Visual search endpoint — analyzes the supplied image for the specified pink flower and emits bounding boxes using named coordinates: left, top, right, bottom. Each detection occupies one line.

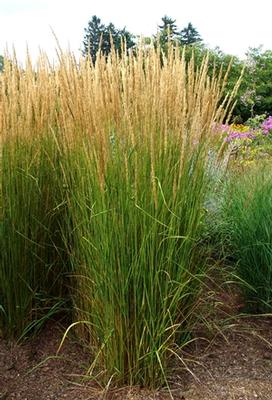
left=262, top=116, right=272, bottom=135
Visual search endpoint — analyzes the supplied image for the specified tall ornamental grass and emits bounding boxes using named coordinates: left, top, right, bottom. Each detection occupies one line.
left=222, top=165, right=272, bottom=313
left=62, top=138, right=209, bottom=387
left=0, top=135, right=68, bottom=337
left=0, top=46, right=239, bottom=386
left=57, top=47, right=238, bottom=386
left=0, top=56, right=69, bottom=337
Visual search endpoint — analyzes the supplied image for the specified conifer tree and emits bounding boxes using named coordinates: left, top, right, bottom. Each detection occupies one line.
left=180, top=22, right=202, bottom=45
left=83, top=15, right=135, bottom=63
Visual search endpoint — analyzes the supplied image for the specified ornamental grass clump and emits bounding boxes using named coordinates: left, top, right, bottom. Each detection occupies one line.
left=0, top=46, right=239, bottom=386
left=56, top=47, right=238, bottom=387
left=222, top=165, right=272, bottom=313
left=0, top=56, right=69, bottom=337
left=0, top=136, right=68, bottom=337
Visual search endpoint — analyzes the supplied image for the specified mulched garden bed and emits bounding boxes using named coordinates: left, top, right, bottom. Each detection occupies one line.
left=1, top=316, right=272, bottom=400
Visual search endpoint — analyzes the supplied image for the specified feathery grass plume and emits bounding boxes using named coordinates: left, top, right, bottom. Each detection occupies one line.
left=0, top=53, right=69, bottom=337
left=0, top=44, right=238, bottom=386
left=55, top=44, right=237, bottom=387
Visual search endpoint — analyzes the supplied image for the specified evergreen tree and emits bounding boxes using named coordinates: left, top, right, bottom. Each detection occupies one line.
left=158, top=15, right=178, bottom=36
left=83, top=16, right=105, bottom=61
left=157, top=15, right=179, bottom=47
left=180, top=22, right=202, bottom=45
left=83, top=15, right=135, bottom=63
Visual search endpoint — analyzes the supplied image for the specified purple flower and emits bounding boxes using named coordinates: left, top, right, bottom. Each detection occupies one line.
left=225, top=130, right=256, bottom=142
left=220, top=124, right=231, bottom=133
left=262, top=116, right=272, bottom=135
left=212, top=122, right=257, bottom=143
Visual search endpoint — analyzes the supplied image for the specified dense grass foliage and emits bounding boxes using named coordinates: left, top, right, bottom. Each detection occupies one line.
left=62, top=138, right=210, bottom=386
left=0, top=136, right=68, bottom=337
left=222, top=165, right=272, bottom=313
left=0, top=46, right=238, bottom=387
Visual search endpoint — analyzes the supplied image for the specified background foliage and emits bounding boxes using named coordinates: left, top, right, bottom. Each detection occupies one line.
left=79, top=15, right=272, bottom=122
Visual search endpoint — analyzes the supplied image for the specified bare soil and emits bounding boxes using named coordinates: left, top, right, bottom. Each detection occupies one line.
left=1, top=315, right=272, bottom=400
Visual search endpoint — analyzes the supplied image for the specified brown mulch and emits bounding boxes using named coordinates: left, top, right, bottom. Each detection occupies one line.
left=1, top=317, right=272, bottom=400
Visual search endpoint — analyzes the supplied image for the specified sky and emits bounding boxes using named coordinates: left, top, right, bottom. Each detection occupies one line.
left=0, top=0, right=272, bottom=63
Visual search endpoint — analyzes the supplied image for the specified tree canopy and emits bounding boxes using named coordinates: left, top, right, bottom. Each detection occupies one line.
left=81, top=16, right=272, bottom=122
left=156, top=17, right=202, bottom=48
left=242, top=47, right=272, bottom=118
left=157, top=15, right=179, bottom=45
left=179, top=22, right=202, bottom=45
left=82, top=15, right=135, bottom=63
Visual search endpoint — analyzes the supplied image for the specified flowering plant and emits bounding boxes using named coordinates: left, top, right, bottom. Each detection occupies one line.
left=214, top=116, right=272, bottom=166
left=262, top=116, right=272, bottom=135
